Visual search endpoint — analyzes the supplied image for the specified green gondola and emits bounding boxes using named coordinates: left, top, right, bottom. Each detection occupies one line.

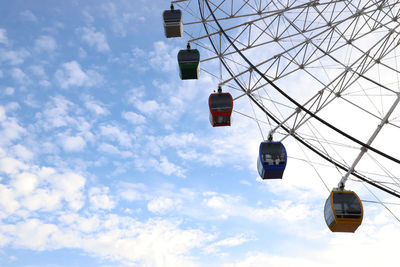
left=177, top=44, right=200, bottom=80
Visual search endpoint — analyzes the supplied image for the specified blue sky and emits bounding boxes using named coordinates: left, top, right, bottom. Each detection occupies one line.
left=1, top=0, right=400, bottom=266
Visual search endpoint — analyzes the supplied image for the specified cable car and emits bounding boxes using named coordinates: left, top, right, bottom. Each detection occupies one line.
left=257, top=141, right=287, bottom=179
left=324, top=190, right=363, bottom=233
left=177, top=44, right=200, bottom=80
left=209, top=87, right=233, bottom=127
left=163, top=5, right=183, bottom=38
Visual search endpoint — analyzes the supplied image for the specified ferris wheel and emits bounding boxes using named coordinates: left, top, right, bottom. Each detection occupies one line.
left=163, top=0, right=400, bottom=232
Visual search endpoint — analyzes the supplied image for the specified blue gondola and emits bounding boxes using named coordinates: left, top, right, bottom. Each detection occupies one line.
left=257, top=141, right=287, bottom=179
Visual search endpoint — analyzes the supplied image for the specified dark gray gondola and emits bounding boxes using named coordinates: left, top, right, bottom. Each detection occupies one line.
left=177, top=44, right=200, bottom=80
left=324, top=190, right=363, bottom=232
left=257, top=141, right=287, bottom=179
left=163, top=6, right=183, bottom=38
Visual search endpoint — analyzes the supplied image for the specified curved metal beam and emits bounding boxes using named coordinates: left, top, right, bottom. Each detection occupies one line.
left=199, top=0, right=400, bottom=198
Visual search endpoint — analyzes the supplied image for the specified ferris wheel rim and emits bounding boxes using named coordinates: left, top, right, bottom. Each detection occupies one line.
left=196, top=0, right=400, bottom=199
left=169, top=0, right=400, bottom=201
left=200, top=0, right=400, bottom=167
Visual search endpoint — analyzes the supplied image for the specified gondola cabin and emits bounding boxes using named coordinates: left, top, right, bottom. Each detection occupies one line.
left=324, top=190, right=363, bottom=233
left=209, top=91, right=233, bottom=127
left=163, top=7, right=183, bottom=38
left=177, top=47, right=200, bottom=80
left=257, top=141, right=287, bottom=179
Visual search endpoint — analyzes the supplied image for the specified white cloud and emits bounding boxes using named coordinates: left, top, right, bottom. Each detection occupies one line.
left=40, top=80, right=51, bottom=87
left=34, top=96, right=94, bottom=147
left=34, top=35, right=57, bottom=52
left=0, top=216, right=211, bottom=266
left=29, top=65, right=47, bottom=78
left=208, top=197, right=230, bottom=212
left=205, top=234, right=255, bottom=254
left=118, top=183, right=147, bottom=201
left=78, top=27, right=110, bottom=53
left=10, top=68, right=29, bottom=84
left=0, top=184, right=20, bottom=215
left=51, top=172, right=86, bottom=211
left=0, top=29, right=8, bottom=45
left=0, top=49, right=30, bottom=65
left=223, top=222, right=400, bottom=267
left=89, top=187, right=116, bottom=210
left=177, top=149, right=222, bottom=167
left=0, top=116, right=26, bottom=145
left=58, top=213, right=101, bottom=233
left=212, top=234, right=253, bottom=247
left=97, top=143, right=119, bottom=154
left=98, top=143, right=132, bottom=158
left=240, top=180, right=251, bottom=186
left=83, top=95, right=109, bottom=116
left=100, top=2, right=142, bottom=37
left=130, top=48, right=149, bottom=71
left=19, top=10, right=37, bottom=22
left=36, top=95, right=74, bottom=128
left=224, top=252, right=330, bottom=267
left=124, top=78, right=210, bottom=129
left=11, top=172, right=38, bottom=196
left=55, top=61, right=102, bottom=88
left=14, top=219, right=59, bottom=250
left=7, top=167, right=85, bottom=213
left=134, top=99, right=159, bottom=114
left=4, top=102, right=20, bottom=112
left=36, top=96, right=95, bottom=144
left=122, top=111, right=146, bottom=124
left=78, top=218, right=211, bottom=266
left=78, top=47, right=87, bottom=58
left=0, top=174, right=218, bottom=264
left=132, top=41, right=178, bottom=73
left=161, top=133, right=197, bottom=148
left=147, top=196, right=177, bottom=214
left=126, top=87, right=160, bottom=115
left=0, top=136, right=87, bottom=213
left=0, top=106, right=5, bottom=121
left=29, top=65, right=51, bottom=87
left=201, top=192, right=314, bottom=223
left=12, top=144, right=34, bottom=161
left=22, top=188, right=61, bottom=212
left=82, top=10, right=94, bottom=24
left=62, top=135, right=86, bottom=152
left=148, top=41, right=178, bottom=72
left=126, top=86, right=145, bottom=100
left=99, top=125, right=132, bottom=147
left=154, top=156, right=186, bottom=178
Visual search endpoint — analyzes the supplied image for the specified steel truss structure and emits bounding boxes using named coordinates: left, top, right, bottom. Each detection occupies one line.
left=170, top=0, right=400, bottom=209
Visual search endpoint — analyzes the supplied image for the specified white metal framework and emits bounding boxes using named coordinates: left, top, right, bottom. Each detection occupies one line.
left=170, top=0, right=400, bottom=216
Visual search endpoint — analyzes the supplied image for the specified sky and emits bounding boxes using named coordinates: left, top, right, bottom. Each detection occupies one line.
left=1, top=0, right=400, bottom=266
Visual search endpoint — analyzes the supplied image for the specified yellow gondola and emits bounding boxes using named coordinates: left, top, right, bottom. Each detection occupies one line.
left=324, top=190, right=363, bottom=233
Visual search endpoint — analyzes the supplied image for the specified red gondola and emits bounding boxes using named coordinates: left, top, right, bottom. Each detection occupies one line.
left=208, top=87, right=233, bottom=127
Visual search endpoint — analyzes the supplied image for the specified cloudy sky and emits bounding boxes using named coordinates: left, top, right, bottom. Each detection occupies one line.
left=1, top=0, right=400, bottom=266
